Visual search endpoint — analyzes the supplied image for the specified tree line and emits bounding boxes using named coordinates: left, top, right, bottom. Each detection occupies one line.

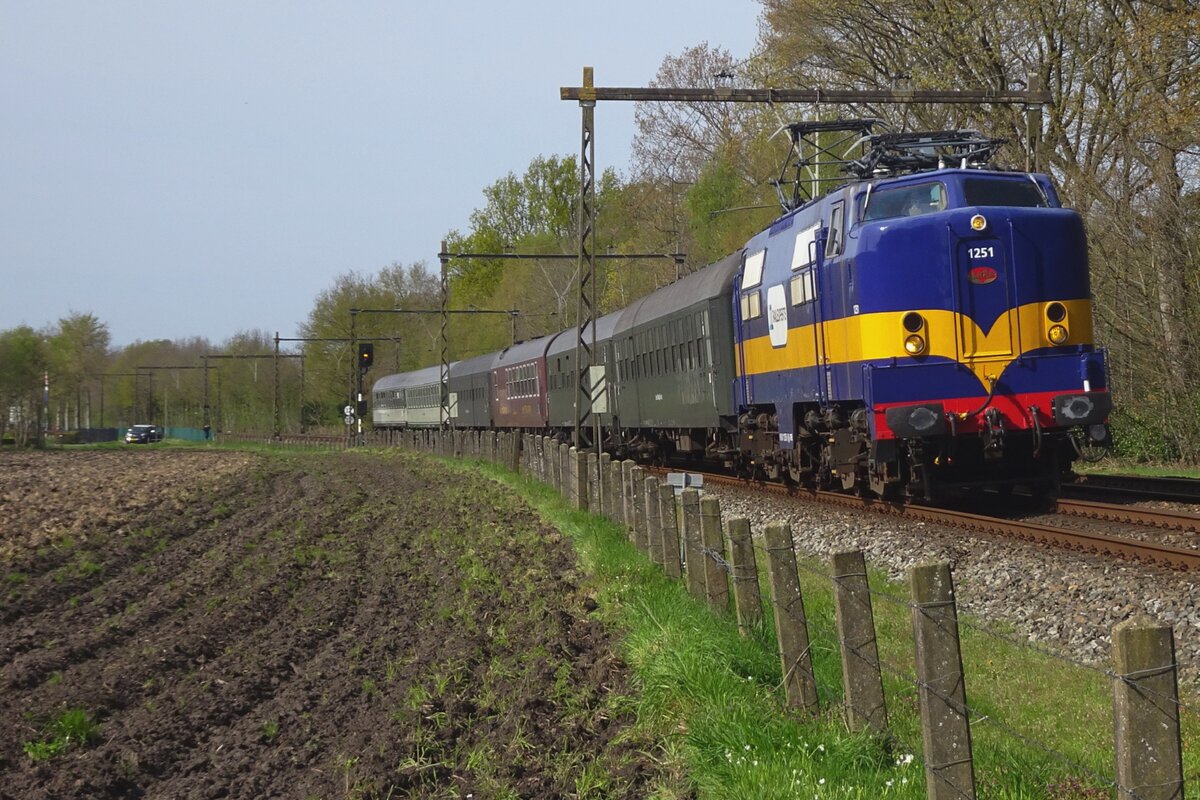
left=433, top=0, right=1199, bottom=463
left=5, top=0, right=1195, bottom=460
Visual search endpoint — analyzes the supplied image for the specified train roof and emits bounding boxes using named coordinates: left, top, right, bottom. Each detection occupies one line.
left=448, top=351, right=499, bottom=379
left=493, top=330, right=567, bottom=367
left=371, top=363, right=451, bottom=392
left=545, top=309, right=623, bottom=357
left=614, top=250, right=743, bottom=334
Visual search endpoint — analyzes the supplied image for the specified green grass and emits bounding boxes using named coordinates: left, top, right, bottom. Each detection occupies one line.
left=1076, top=459, right=1200, bottom=479
left=456, top=453, right=1198, bottom=799
left=22, top=708, right=101, bottom=761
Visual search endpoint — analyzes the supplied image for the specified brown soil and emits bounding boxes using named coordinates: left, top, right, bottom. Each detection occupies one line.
left=0, top=448, right=665, bottom=799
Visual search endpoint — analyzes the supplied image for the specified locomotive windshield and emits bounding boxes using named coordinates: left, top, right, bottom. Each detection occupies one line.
left=962, top=177, right=1048, bottom=207
left=862, top=182, right=946, bottom=222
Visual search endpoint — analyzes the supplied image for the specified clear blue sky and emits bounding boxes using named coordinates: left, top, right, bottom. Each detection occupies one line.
left=0, top=1, right=760, bottom=348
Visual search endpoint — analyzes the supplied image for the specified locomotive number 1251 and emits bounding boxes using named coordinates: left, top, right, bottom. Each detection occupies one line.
left=967, top=246, right=995, bottom=259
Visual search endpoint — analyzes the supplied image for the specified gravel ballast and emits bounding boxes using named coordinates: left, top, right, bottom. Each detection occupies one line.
left=704, top=485, right=1200, bottom=689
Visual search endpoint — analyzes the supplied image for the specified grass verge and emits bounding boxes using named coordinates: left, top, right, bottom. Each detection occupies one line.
left=462, top=455, right=1199, bottom=799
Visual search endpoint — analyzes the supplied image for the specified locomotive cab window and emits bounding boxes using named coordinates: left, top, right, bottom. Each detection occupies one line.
left=863, top=182, right=947, bottom=222
left=962, top=178, right=1048, bottom=208
left=825, top=201, right=845, bottom=257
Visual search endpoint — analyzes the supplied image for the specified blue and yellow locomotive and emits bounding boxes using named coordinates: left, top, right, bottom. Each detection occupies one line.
left=728, top=126, right=1110, bottom=496
left=372, top=125, right=1111, bottom=498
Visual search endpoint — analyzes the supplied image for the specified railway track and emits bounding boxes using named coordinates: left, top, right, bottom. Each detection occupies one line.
left=1065, top=473, right=1200, bottom=504
left=1055, top=497, right=1200, bottom=534
left=648, top=467, right=1200, bottom=570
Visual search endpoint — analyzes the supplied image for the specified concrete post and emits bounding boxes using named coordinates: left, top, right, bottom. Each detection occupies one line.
left=658, top=483, right=682, bottom=580
left=680, top=488, right=706, bottom=602
left=586, top=452, right=598, bottom=510
left=630, top=466, right=648, bottom=553
left=599, top=453, right=612, bottom=519
left=622, top=461, right=637, bottom=540
left=644, top=476, right=663, bottom=566
left=763, top=521, right=819, bottom=713
left=831, top=550, right=888, bottom=735
left=569, top=448, right=584, bottom=510
left=700, top=496, right=730, bottom=615
left=568, top=447, right=579, bottom=505
left=911, top=562, right=976, bottom=800
left=511, top=431, right=521, bottom=473
left=1112, top=615, right=1184, bottom=800
left=726, top=517, right=762, bottom=635
left=559, top=443, right=570, bottom=499
left=608, top=459, right=623, bottom=525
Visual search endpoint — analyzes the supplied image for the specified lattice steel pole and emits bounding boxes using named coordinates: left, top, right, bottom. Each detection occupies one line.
left=574, top=67, right=597, bottom=451
left=440, top=240, right=451, bottom=429
left=273, top=332, right=281, bottom=440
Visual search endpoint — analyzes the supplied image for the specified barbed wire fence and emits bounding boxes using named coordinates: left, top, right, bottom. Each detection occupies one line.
left=395, top=432, right=1193, bottom=800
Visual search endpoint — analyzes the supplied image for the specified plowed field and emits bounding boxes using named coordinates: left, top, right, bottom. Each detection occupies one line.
left=0, top=449, right=663, bottom=799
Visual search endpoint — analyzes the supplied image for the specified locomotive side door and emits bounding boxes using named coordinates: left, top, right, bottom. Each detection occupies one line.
left=812, top=205, right=847, bottom=406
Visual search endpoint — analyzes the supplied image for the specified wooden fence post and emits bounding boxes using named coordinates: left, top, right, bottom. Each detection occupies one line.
left=680, top=488, right=706, bottom=602
left=831, top=549, right=888, bottom=735
left=911, top=562, right=976, bottom=800
left=644, top=476, right=663, bottom=567
left=658, top=483, right=682, bottom=579
left=763, top=520, right=818, bottom=713
left=1112, top=615, right=1184, bottom=800
left=726, top=517, right=762, bottom=635
left=700, top=496, right=729, bottom=615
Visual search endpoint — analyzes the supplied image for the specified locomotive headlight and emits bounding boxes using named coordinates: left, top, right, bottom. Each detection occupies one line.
left=970, top=214, right=988, bottom=231
left=904, top=334, right=926, bottom=355
left=1087, top=423, right=1109, bottom=442
left=1048, top=324, right=1069, bottom=344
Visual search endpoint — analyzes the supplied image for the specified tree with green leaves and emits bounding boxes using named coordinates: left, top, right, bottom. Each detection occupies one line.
left=47, top=312, right=111, bottom=430
left=0, top=326, right=49, bottom=447
left=755, top=0, right=1200, bottom=460
left=300, top=262, right=441, bottom=427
